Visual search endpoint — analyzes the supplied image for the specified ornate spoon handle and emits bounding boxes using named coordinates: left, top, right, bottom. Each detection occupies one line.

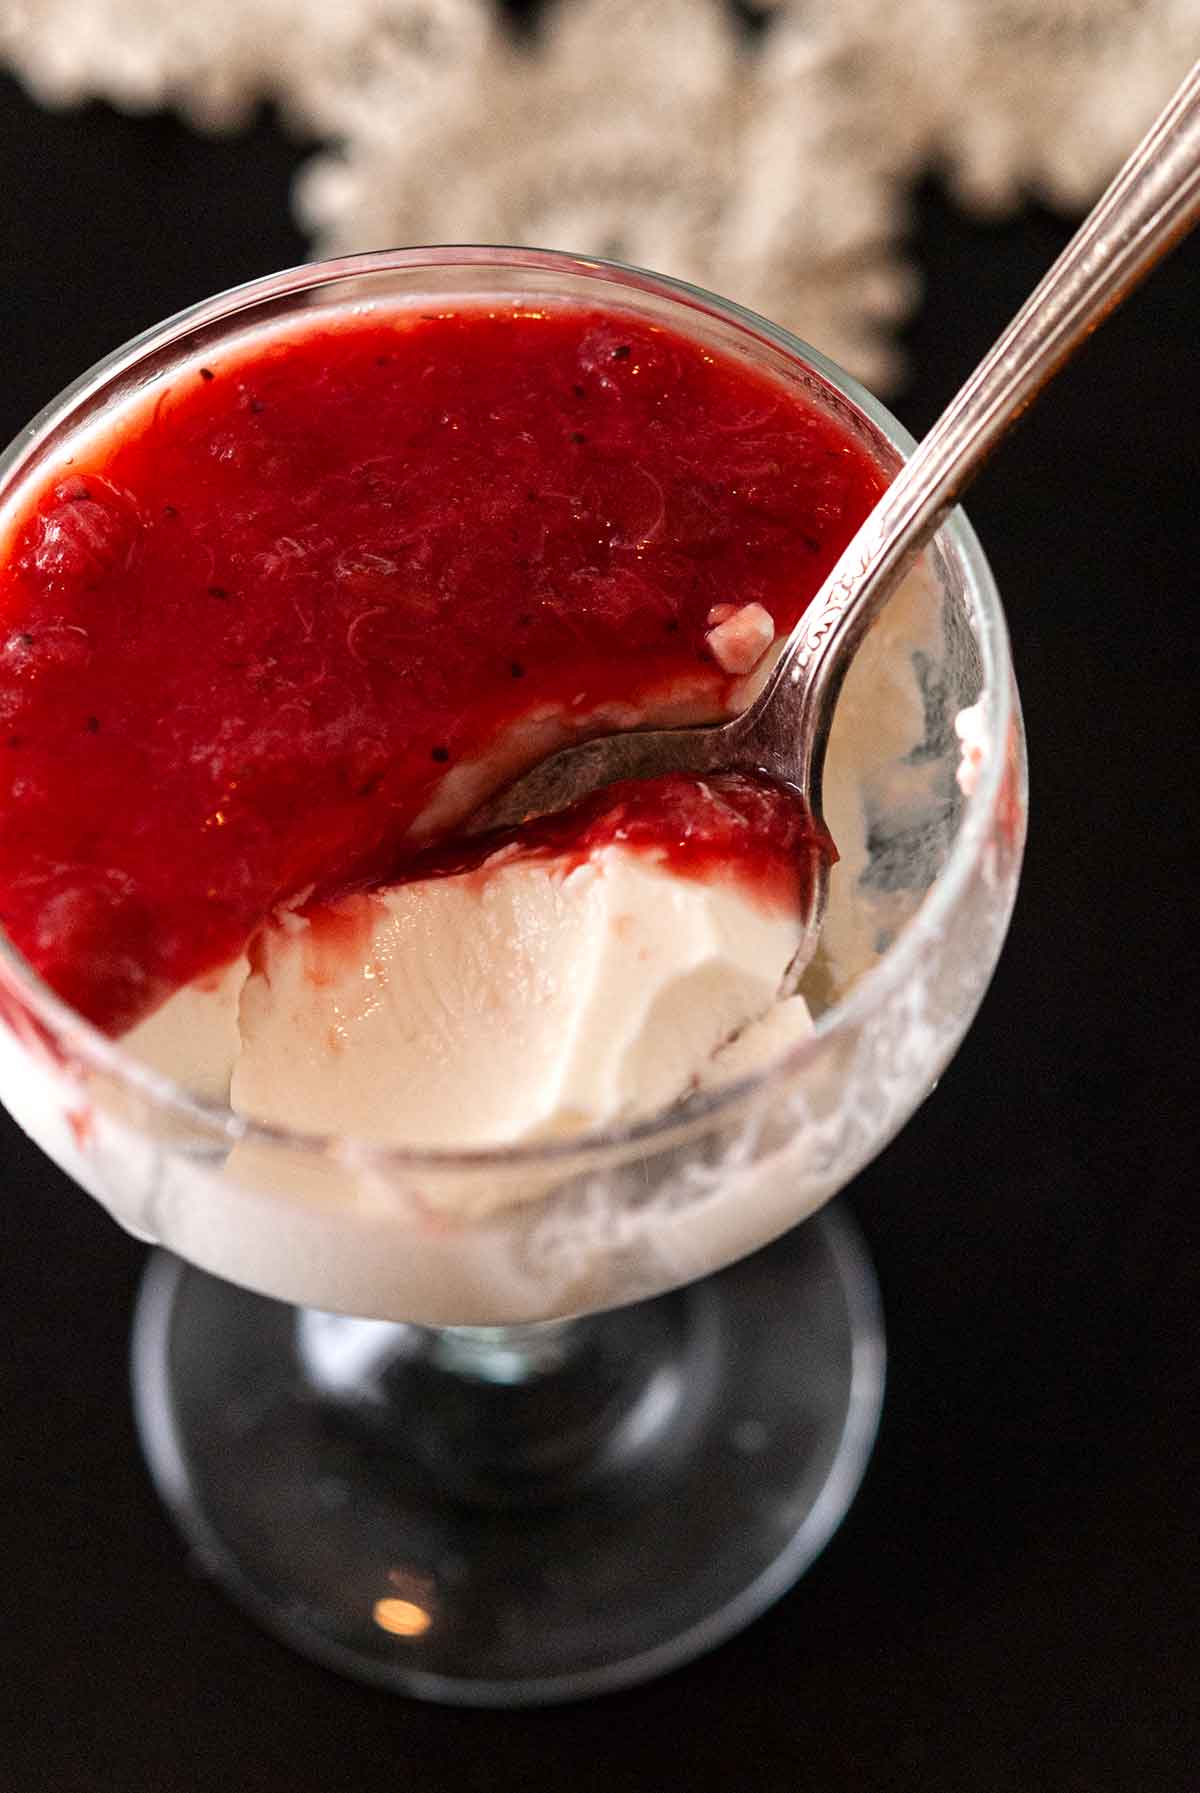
left=749, top=57, right=1200, bottom=793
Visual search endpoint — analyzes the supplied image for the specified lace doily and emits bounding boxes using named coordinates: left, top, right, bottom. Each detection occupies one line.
left=1, top=0, right=1195, bottom=390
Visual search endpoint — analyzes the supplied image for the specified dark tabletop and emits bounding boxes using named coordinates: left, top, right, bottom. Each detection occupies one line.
left=1, top=67, right=1197, bottom=1793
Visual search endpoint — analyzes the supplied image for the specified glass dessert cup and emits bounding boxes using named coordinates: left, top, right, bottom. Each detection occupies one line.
left=0, top=248, right=1026, bottom=1703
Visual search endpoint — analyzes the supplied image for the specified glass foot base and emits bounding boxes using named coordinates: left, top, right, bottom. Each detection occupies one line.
left=131, top=1205, right=884, bottom=1705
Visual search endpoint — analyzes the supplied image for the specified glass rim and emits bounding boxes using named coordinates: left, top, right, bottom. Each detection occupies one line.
left=0, top=244, right=1015, bottom=1174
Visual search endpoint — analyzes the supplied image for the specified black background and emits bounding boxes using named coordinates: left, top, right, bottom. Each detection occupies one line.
left=1, top=57, right=1197, bottom=1793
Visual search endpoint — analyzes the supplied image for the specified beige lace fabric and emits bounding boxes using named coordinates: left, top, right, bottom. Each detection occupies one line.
left=1, top=0, right=1195, bottom=390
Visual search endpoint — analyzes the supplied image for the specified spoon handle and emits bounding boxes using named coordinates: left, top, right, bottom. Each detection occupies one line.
left=759, top=56, right=1200, bottom=787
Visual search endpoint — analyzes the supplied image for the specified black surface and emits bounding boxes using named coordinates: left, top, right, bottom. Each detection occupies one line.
left=1, top=68, right=1197, bottom=1793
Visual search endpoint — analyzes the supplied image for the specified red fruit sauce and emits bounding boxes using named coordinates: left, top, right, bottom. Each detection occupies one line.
left=0, top=305, right=884, bottom=1033
left=381, top=772, right=832, bottom=917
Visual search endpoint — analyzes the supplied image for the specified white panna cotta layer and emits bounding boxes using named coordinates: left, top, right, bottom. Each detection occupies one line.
left=125, top=843, right=812, bottom=1185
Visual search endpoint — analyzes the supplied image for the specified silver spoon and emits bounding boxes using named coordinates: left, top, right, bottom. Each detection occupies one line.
left=471, top=60, right=1200, bottom=983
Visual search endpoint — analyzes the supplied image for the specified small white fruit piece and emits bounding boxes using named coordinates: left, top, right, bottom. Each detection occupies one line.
left=704, top=602, right=775, bottom=676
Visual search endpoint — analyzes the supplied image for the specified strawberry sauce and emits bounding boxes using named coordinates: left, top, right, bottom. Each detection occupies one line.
left=379, top=772, right=833, bottom=918
left=0, top=305, right=884, bottom=1031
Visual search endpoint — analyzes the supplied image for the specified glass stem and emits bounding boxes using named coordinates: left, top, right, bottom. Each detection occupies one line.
left=428, top=1322, right=579, bottom=1384
left=295, top=1299, right=713, bottom=1509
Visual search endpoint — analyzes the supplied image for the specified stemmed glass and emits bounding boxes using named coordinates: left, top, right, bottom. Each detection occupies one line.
left=0, top=247, right=1025, bottom=1704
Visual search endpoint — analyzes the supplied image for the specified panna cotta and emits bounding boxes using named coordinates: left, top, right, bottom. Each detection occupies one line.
left=0, top=276, right=981, bottom=1321
left=0, top=303, right=883, bottom=1122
